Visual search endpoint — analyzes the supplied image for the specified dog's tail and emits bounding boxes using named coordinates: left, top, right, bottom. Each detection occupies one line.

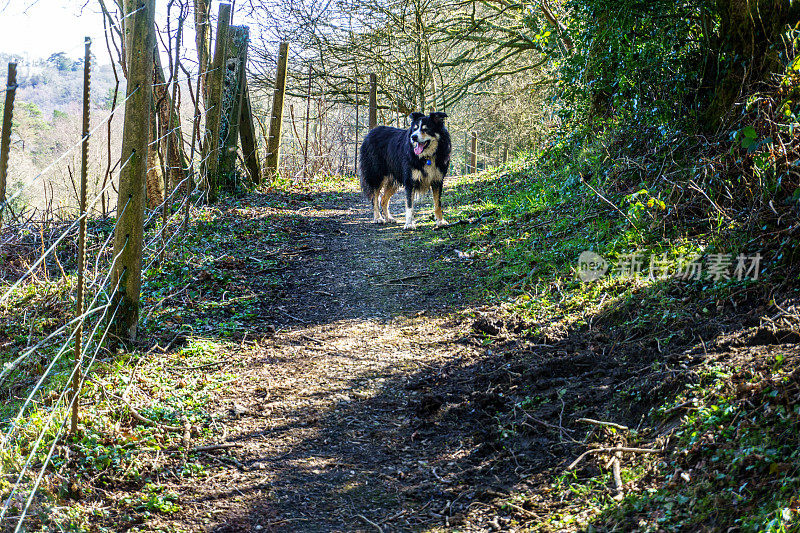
left=358, top=143, right=376, bottom=200
left=360, top=172, right=375, bottom=201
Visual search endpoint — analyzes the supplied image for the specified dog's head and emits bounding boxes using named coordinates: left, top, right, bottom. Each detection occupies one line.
left=408, top=112, right=447, bottom=158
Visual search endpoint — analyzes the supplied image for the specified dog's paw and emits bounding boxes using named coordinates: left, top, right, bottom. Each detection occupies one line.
left=435, top=219, right=449, bottom=228
left=404, top=221, right=416, bottom=230
left=385, top=216, right=398, bottom=224
left=373, top=216, right=386, bottom=224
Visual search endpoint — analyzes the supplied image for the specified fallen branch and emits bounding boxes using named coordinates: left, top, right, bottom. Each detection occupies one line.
left=503, top=500, right=539, bottom=518
left=90, top=378, right=183, bottom=432
left=383, top=273, right=430, bottom=284
left=576, top=418, right=629, bottom=431
left=356, top=514, right=384, bottom=533
left=190, top=443, right=243, bottom=453
left=566, top=446, right=662, bottom=471
left=611, top=455, right=624, bottom=500
left=115, top=393, right=183, bottom=432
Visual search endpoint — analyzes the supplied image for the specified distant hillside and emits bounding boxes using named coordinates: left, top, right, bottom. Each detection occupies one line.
left=1, top=52, right=123, bottom=116
left=0, top=53, right=125, bottom=217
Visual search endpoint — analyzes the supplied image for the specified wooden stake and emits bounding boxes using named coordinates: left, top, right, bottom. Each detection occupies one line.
left=239, top=76, right=261, bottom=185
left=202, top=2, right=231, bottom=202
left=193, top=0, right=212, bottom=100
left=463, top=131, right=468, bottom=175
left=0, top=62, right=16, bottom=234
left=470, top=131, right=477, bottom=173
left=303, top=64, right=311, bottom=180
left=264, top=42, right=289, bottom=181
left=111, top=0, right=155, bottom=342
left=71, top=38, right=91, bottom=435
left=368, top=73, right=377, bottom=129
left=353, top=75, right=359, bottom=176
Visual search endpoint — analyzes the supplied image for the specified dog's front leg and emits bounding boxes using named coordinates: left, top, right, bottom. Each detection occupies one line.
left=404, top=188, right=416, bottom=229
left=432, top=181, right=448, bottom=227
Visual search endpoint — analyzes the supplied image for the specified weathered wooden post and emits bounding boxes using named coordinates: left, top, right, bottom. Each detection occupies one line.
left=71, top=37, right=91, bottom=435
left=219, top=25, right=249, bottom=187
left=368, top=73, right=377, bottom=129
left=303, top=64, right=311, bottom=180
left=470, top=131, right=478, bottom=173
left=202, top=2, right=231, bottom=202
left=239, top=76, right=261, bottom=185
left=353, top=75, right=359, bottom=176
left=463, top=132, right=468, bottom=174
left=264, top=41, right=289, bottom=181
left=0, top=62, right=16, bottom=234
left=194, top=0, right=212, bottom=99
left=111, top=0, right=155, bottom=341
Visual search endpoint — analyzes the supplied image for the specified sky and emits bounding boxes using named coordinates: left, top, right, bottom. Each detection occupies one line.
left=0, top=0, right=209, bottom=67
left=0, top=0, right=112, bottom=63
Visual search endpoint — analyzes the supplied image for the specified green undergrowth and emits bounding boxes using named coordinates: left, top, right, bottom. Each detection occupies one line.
left=433, top=134, right=800, bottom=531
left=0, top=191, right=297, bottom=531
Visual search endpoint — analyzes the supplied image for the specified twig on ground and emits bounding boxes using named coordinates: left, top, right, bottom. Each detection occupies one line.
left=566, top=446, right=662, bottom=471
left=113, top=391, right=183, bottom=431
left=356, top=514, right=384, bottom=533
left=189, top=443, right=243, bottom=453
left=168, top=358, right=232, bottom=371
left=299, top=333, right=328, bottom=346
left=383, top=273, right=430, bottom=284
left=576, top=418, right=629, bottom=431
left=612, top=453, right=624, bottom=500
left=503, top=500, right=539, bottom=519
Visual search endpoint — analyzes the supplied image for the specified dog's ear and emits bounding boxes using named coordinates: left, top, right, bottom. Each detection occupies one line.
left=429, top=112, right=448, bottom=125
left=408, top=112, right=424, bottom=124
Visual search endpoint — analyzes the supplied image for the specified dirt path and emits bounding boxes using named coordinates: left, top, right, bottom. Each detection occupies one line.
left=147, top=185, right=526, bottom=532
left=106, top=181, right=800, bottom=533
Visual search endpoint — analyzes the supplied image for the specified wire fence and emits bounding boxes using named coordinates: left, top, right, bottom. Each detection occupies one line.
left=0, top=5, right=214, bottom=530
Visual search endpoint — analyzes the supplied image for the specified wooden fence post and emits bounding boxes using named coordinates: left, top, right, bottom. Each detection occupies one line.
left=71, top=37, right=91, bottom=435
left=353, top=75, right=359, bottom=176
left=219, top=25, right=248, bottom=186
left=194, top=0, right=212, bottom=100
left=303, top=64, right=311, bottom=180
left=111, top=0, right=155, bottom=341
left=369, top=73, right=377, bottom=129
left=264, top=42, right=289, bottom=181
left=0, top=62, right=16, bottom=234
left=470, top=131, right=477, bottom=173
left=202, top=2, right=231, bottom=202
left=239, top=76, right=261, bottom=185
left=463, top=131, right=468, bottom=174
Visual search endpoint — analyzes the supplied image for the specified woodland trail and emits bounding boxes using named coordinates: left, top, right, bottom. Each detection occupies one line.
left=104, top=180, right=800, bottom=533
left=143, top=183, right=532, bottom=532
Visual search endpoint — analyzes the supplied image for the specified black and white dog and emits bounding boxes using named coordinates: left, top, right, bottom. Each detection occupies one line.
left=359, top=112, right=451, bottom=229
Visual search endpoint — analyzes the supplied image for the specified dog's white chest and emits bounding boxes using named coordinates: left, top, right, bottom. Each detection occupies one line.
left=411, top=159, right=443, bottom=191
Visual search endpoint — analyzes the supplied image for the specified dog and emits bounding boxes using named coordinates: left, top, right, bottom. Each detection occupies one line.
left=359, top=112, right=451, bottom=229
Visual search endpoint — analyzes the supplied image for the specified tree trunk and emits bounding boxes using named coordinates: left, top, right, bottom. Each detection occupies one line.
left=146, top=108, right=163, bottom=208
left=194, top=0, right=212, bottom=100
left=153, top=45, right=188, bottom=192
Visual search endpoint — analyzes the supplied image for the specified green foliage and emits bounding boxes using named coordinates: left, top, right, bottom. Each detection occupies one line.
left=559, top=0, right=707, bottom=128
